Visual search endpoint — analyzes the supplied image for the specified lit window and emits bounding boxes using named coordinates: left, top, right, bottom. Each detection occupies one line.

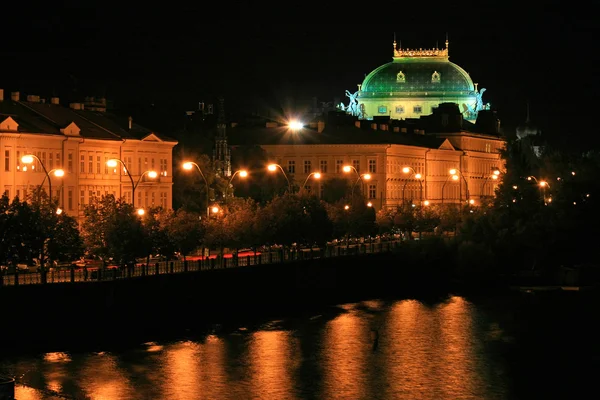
left=432, top=71, right=441, bottom=83
left=396, top=71, right=406, bottom=83
left=378, top=106, right=387, bottom=114
left=413, top=106, right=422, bottom=113
left=395, top=106, right=404, bottom=114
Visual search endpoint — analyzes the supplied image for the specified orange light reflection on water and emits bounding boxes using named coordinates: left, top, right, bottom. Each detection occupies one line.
left=246, top=330, right=298, bottom=399
left=321, top=306, right=369, bottom=400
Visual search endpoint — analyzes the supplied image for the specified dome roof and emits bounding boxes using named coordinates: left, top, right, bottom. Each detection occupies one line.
left=359, top=42, right=475, bottom=97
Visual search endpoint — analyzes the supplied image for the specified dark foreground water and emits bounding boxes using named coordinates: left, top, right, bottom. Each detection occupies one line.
left=1, top=290, right=599, bottom=399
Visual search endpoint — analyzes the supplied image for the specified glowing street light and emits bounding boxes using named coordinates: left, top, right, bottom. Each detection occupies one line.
left=21, top=154, right=65, bottom=202
left=402, top=166, right=424, bottom=206
left=183, top=161, right=210, bottom=218
left=267, top=163, right=291, bottom=192
left=137, top=208, right=145, bottom=216
left=288, top=120, right=303, bottom=130
left=107, top=158, right=157, bottom=208
left=301, top=172, right=322, bottom=194
left=227, top=169, right=248, bottom=202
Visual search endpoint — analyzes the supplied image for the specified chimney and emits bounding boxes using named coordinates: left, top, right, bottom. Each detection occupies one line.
left=0, top=89, right=3, bottom=101
left=11, top=91, right=20, bottom=101
left=51, top=97, right=60, bottom=105
left=69, top=102, right=84, bottom=110
left=128, top=116, right=132, bottom=130
left=27, top=95, right=40, bottom=103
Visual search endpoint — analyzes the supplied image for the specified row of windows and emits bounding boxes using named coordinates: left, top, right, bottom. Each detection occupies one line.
left=378, top=105, right=424, bottom=114
left=3, top=149, right=169, bottom=176
left=396, top=71, right=441, bottom=83
left=285, top=159, right=377, bottom=174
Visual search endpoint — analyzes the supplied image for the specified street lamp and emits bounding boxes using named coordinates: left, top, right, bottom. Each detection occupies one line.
left=107, top=158, right=157, bottom=208
left=402, top=167, right=423, bottom=207
left=267, top=163, right=292, bottom=192
left=227, top=169, right=248, bottom=202
left=528, top=175, right=550, bottom=204
left=300, top=172, right=321, bottom=194
left=21, top=154, right=65, bottom=202
left=482, top=169, right=500, bottom=197
left=343, top=165, right=371, bottom=199
left=449, top=168, right=471, bottom=204
left=182, top=161, right=210, bottom=218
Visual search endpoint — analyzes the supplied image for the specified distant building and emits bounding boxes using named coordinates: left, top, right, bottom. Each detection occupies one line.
left=229, top=103, right=505, bottom=210
left=0, top=89, right=178, bottom=224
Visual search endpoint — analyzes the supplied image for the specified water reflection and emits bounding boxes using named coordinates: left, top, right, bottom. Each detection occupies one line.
left=1, top=295, right=521, bottom=399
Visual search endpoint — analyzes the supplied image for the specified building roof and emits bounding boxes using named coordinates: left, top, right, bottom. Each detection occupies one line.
left=0, top=97, right=177, bottom=142
left=359, top=41, right=475, bottom=98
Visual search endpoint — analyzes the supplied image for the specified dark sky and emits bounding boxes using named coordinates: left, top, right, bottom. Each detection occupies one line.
left=1, top=1, right=596, bottom=149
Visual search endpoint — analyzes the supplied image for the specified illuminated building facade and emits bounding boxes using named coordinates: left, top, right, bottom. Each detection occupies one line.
left=0, top=90, right=177, bottom=224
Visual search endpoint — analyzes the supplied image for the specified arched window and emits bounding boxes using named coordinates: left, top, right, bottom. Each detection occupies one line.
left=432, top=71, right=441, bottom=83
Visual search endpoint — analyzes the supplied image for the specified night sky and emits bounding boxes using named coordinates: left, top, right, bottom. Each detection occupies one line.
left=1, top=1, right=595, bottom=149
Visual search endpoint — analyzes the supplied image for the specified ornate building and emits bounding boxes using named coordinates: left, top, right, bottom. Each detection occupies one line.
left=228, top=39, right=505, bottom=210
left=0, top=89, right=177, bottom=224
left=342, top=38, right=488, bottom=122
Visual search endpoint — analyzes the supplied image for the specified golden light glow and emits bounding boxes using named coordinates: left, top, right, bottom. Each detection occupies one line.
left=449, top=168, right=457, bottom=175
left=288, top=120, right=303, bottom=130
left=469, top=199, right=475, bottom=205
left=493, top=169, right=500, bottom=175
left=182, top=162, right=193, bottom=170
left=21, top=155, right=34, bottom=164
left=414, top=173, right=422, bottom=179
left=211, top=206, right=220, bottom=214
left=402, top=167, right=410, bottom=173
left=147, top=171, right=158, bottom=179
left=54, top=169, right=65, bottom=177
left=137, top=208, right=145, bottom=216
left=344, top=205, right=350, bottom=210
left=56, top=208, right=63, bottom=215
left=491, top=174, right=498, bottom=180
left=239, top=170, right=248, bottom=178
left=267, top=164, right=277, bottom=171
left=106, top=159, right=118, bottom=168
left=363, top=174, right=371, bottom=180
left=512, top=185, right=518, bottom=189
left=424, top=200, right=430, bottom=206
left=452, top=174, right=459, bottom=181
left=343, top=165, right=353, bottom=173
left=367, top=202, right=372, bottom=207
left=314, top=172, right=321, bottom=179
left=539, top=181, right=548, bottom=187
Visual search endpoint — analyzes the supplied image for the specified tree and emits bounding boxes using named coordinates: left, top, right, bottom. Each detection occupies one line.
left=82, top=195, right=146, bottom=266
left=322, top=177, right=352, bottom=204
left=162, top=208, right=204, bottom=261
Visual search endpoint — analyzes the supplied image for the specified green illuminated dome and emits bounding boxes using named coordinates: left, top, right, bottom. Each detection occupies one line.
left=353, top=40, right=483, bottom=121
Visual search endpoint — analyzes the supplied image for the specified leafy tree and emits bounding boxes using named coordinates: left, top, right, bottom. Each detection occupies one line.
left=322, top=177, right=352, bottom=204
left=162, top=208, right=204, bottom=261
left=48, top=212, right=84, bottom=263
left=82, top=195, right=146, bottom=266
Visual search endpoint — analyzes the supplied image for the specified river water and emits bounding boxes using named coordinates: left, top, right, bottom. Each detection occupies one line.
left=1, top=290, right=599, bottom=399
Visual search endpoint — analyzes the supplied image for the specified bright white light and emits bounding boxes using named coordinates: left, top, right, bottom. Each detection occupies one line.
left=137, top=208, right=145, bottom=216
left=344, top=205, right=350, bottom=210
left=493, top=169, right=500, bottom=175
left=148, top=171, right=158, bottom=178
left=54, top=169, right=65, bottom=177
left=211, top=206, right=220, bottom=214
left=449, top=169, right=457, bottom=175
left=363, top=174, right=371, bottom=180
left=288, top=121, right=303, bottom=130
left=452, top=175, right=459, bottom=181
left=314, top=172, right=321, bottom=179
left=415, top=173, right=422, bottom=179
left=239, top=170, right=248, bottom=178
left=182, top=162, right=193, bottom=170
left=367, top=202, right=372, bottom=207
left=107, top=159, right=118, bottom=168
left=267, top=164, right=277, bottom=171
left=56, top=208, right=63, bottom=215
left=343, top=166, right=352, bottom=173
left=402, top=167, right=410, bottom=173
left=424, top=200, right=430, bottom=206
left=21, top=155, right=34, bottom=164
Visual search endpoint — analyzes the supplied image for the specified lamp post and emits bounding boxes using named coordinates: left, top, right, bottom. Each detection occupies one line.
left=107, top=158, right=157, bottom=209
left=267, top=163, right=291, bottom=192
left=449, top=168, right=470, bottom=204
left=482, top=169, right=500, bottom=198
left=401, top=167, right=423, bottom=207
left=527, top=175, right=550, bottom=203
left=226, top=169, right=248, bottom=202
left=343, top=165, right=371, bottom=200
left=21, top=155, right=65, bottom=202
left=300, top=172, right=321, bottom=194
left=182, top=161, right=210, bottom=218
left=21, top=154, right=65, bottom=284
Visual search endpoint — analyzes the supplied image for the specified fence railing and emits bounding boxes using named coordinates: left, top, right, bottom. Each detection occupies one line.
left=0, top=240, right=401, bottom=287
